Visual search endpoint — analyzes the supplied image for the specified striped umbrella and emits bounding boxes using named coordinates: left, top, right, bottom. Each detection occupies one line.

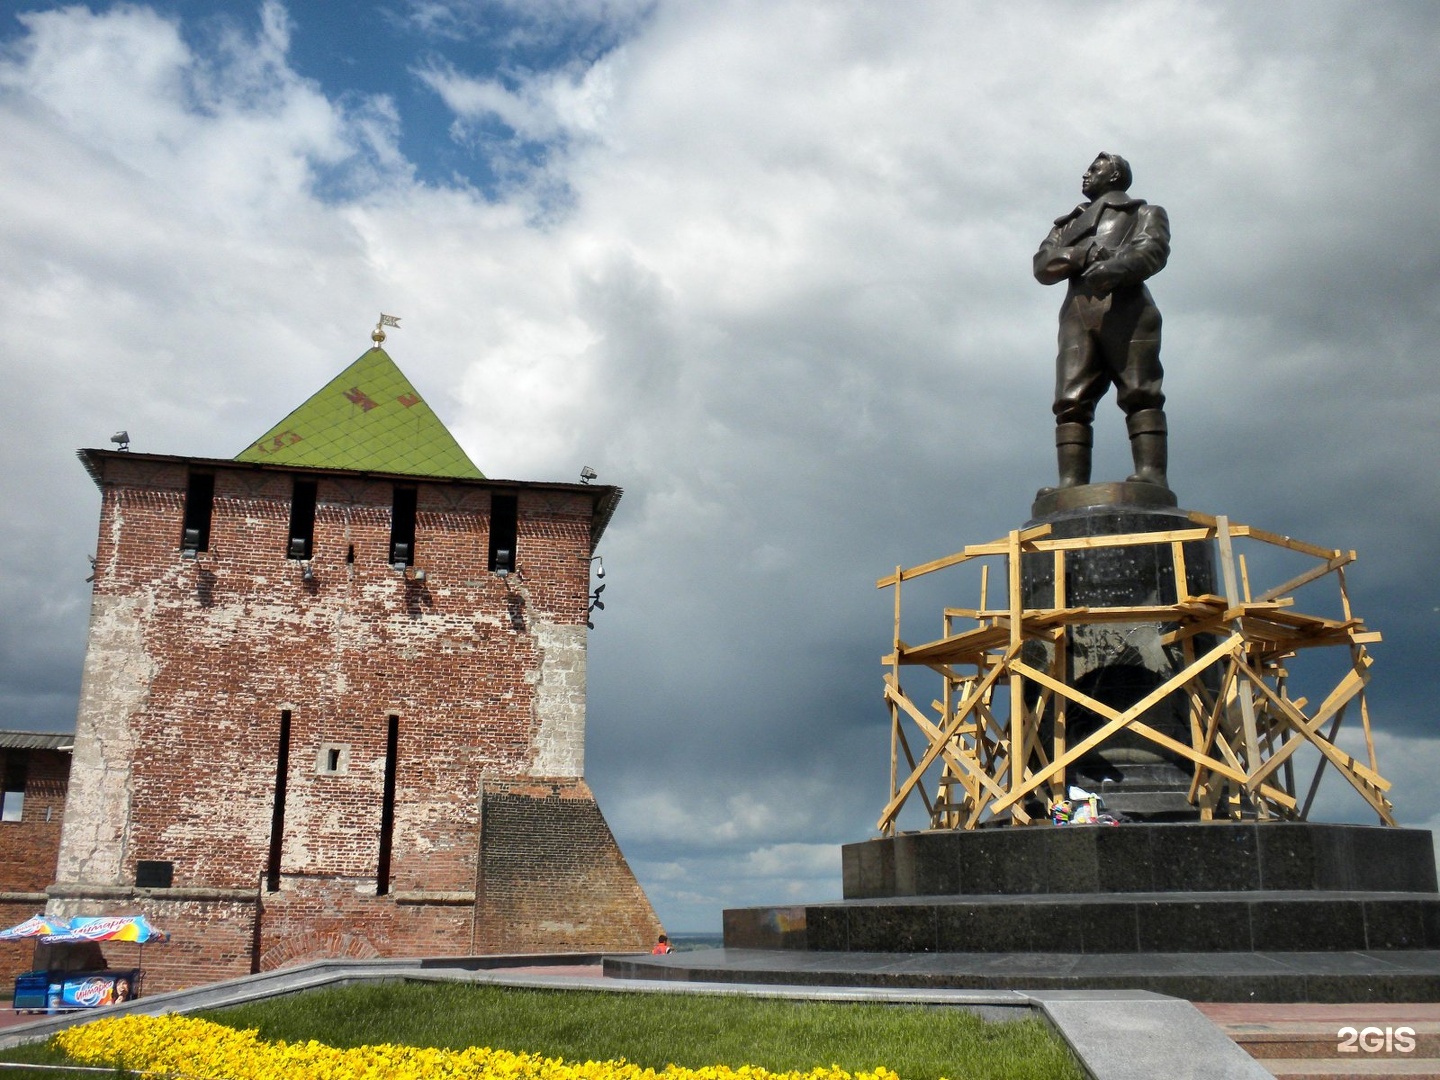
left=42, top=916, right=169, bottom=944
left=0, top=915, right=71, bottom=941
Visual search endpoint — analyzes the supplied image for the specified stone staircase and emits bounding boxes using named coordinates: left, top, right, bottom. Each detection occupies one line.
left=1198, top=1003, right=1440, bottom=1079
left=710, top=822, right=1440, bottom=1001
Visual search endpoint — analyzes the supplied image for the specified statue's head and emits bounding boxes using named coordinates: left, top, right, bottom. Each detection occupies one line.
left=1082, top=152, right=1131, bottom=198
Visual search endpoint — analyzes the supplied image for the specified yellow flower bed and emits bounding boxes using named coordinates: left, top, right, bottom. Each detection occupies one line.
left=55, top=1014, right=904, bottom=1080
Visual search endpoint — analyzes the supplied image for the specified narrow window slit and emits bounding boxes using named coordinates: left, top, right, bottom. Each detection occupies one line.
left=488, top=494, right=517, bottom=573
left=287, top=480, right=317, bottom=560
left=390, top=488, right=417, bottom=568
left=181, top=472, right=214, bottom=554
left=376, top=715, right=400, bottom=896
left=266, top=710, right=291, bottom=892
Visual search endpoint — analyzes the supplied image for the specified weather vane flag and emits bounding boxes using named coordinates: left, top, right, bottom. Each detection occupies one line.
left=372, top=312, right=402, bottom=345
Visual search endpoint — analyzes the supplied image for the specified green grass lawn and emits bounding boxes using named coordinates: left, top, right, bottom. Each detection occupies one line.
left=0, top=982, right=1085, bottom=1080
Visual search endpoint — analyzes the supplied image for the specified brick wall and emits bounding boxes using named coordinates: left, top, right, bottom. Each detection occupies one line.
left=256, top=879, right=472, bottom=972
left=477, top=779, right=661, bottom=952
left=0, top=748, right=71, bottom=985
left=0, top=750, right=69, bottom=893
left=49, top=452, right=658, bottom=991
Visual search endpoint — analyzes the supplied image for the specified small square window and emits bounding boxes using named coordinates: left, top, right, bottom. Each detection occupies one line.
left=136, top=860, right=174, bottom=888
left=0, top=791, right=22, bottom=823
left=316, top=743, right=350, bottom=775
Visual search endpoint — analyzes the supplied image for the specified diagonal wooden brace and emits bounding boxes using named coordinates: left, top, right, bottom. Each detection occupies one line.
left=877, top=653, right=1016, bottom=829
left=989, top=632, right=1244, bottom=816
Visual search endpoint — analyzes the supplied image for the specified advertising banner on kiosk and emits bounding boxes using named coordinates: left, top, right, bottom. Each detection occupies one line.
left=52, top=971, right=137, bottom=1009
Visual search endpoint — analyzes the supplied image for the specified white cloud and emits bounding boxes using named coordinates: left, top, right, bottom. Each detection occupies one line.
left=416, top=57, right=615, bottom=144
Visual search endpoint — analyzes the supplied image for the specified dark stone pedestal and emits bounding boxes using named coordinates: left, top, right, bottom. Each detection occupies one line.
left=657, top=823, right=1440, bottom=1001
left=1030, top=480, right=1178, bottom=518
left=1021, top=487, right=1216, bottom=819
left=840, top=824, right=1439, bottom=901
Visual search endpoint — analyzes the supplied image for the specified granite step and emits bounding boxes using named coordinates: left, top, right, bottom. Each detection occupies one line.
left=727, top=890, right=1440, bottom=955
left=606, top=947, right=1440, bottom=1003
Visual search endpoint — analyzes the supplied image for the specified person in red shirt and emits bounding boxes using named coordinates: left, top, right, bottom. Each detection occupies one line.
left=651, top=934, right=673, bottom=954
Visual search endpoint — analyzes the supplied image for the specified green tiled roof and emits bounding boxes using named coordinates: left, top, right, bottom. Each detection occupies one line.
left=235, top=348, right=484, bottom=479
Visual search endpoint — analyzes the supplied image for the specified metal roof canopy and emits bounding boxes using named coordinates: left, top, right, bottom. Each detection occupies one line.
left=0, top=731, right=73, bottom=751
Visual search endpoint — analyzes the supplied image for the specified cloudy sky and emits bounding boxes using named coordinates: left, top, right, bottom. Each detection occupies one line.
left=2, top=1, right=1438, bottom=932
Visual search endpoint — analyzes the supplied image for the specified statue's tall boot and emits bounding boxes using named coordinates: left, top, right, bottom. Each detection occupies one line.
left=1038, top=423, right=1093, bottom=497
left=1126, top=409, right=1169, bottom=488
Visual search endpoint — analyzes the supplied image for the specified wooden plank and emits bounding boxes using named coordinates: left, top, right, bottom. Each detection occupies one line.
left=888, top=565, right=902, bottom=827
left=875, top=530, right=1051, bottom=589
left=941, top=600, right=955, bottom=798
left=1360, top=682, right=1379, bottom=776
left=877, top=657, right=1014, bottom=829
left=1255, top=553, right=1355, bottom=604
left=1162, top=621, right=1228, bottom=648
left=1020, top=629, right=1241, bottom=733
left=1053, top=548, right=1068, bottom=800
left=1172, top=540, right=1190, bottom=603
left=1300, top=708, right=1347, bottom=820
left=1288, top=722, right=1394, bottom=824
left=1244, top=676, right=1376, bottom=806
left=899, top=624, right=1012, bottom=666
left=1020, top=700, right=1052, bottom=786
left=907, top=602, right=1243, bottom=666
left=1182, top=633, right=1205, bottom=798
left=887, top=697, right=898, bottom=834
left=991, top=685, right=1266, bottom=816
left=1022, top=527, right=1219, bottom=554
left=888, top=684, right=987, bottom=786
left=1217, top=514, right=1264, bottom=817
left=1126, top=718, right=1298, bottom=810
left=1241, top=658, right=1385, bottom=791
left=892, top=568, right=903, bottom=658
left=1219, top=600, right=1297, bottom=622
left=1051, top=603, right=1232, bottom=622
left=886, top=524, right=1225, bottom=584
left=1007, top=529, right=1025, bottom=821
left=1241, top=607, right=1358, bottom=631
left=1338, top=564, right=1355, bottom=621
left=1016, top=661, right=1125, bottom=724
left=894, top=721, right=934, bottom=820
left=1232, top=524, right=1340, bottom=560
left=1187, top=661, right=1237, bottom=803
left=990, top=633, right=1244, bottom=814
left=899, top=708, right=1015, bottom=826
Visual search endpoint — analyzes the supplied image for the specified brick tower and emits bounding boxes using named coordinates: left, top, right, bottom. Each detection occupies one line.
left=51, top=338, right=660, bottom=991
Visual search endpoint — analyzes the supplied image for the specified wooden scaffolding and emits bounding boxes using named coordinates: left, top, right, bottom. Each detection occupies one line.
left=876, top=512, right=1391, bottom=833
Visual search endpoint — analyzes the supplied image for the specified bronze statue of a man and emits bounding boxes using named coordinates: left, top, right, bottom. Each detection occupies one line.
left=1034, top=152, right=1170, bottom=492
